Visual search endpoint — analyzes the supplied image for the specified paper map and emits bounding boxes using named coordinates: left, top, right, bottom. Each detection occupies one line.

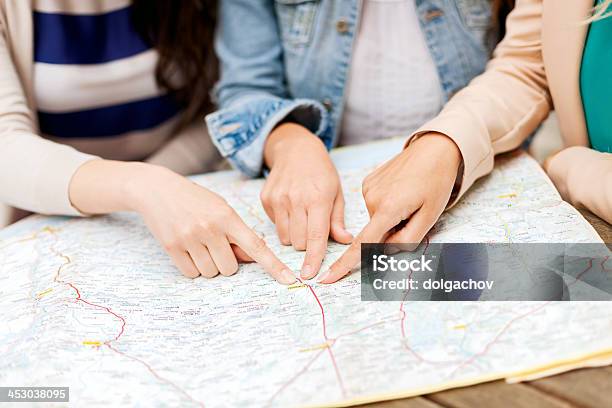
left=1, top=138, right=610, bottom=407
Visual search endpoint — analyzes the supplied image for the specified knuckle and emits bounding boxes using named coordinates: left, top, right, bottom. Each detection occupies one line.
left=422, top=204, right=441, bottom=218
left=307, top=229, right=327, bottom=242
left=259, top=189, right=270, bottom=204
left=216, top=204, right=235, bottom=220
left=163, top=238, right=181, bottom=252
left=287, top=191, right=304, bottom=207
left=177, top=224, right=200, bottom=242
left=197, top=220, right=218, bottom=237
left=364, top=199, right=378, bottom=215
left=362, top=175, right=372, bottom=189
left=312, top=194, right=332, bottom=207
left=362, top=186, right=376, bottom=203
left=250, top=236, right=268, bottom=256
left=309, top=182, right=325, bottom=197
left=330, top=210, right=341, bottom=222
left=338, top=253, right=357, bottom=271
left=378, top=200, right=397, bottom=214
left=321, top=182, right=338, bottom=198
left=272, top=193, right=290, bottom=208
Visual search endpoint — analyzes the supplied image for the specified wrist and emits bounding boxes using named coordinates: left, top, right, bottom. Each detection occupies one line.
left=69, top=160, right=179, bottom=215
left=411, top=132, right=462, bottom=169
left=264, top=123, right=324, bottom=168
left=122, top=162, right=177, bottom=213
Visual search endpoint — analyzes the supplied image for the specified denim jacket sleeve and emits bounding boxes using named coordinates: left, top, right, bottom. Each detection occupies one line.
left=205, top=0, right=330, bottom=177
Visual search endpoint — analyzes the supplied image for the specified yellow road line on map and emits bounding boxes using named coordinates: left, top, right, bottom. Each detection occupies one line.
left=498, top=193, right=517, bottom=199
left=288, top=283, right=308, bottom=290
left=36, top=288, right=53, bottom=298
left=0, top=225, right=65, bottom=251
left=299, top=343, right=330, bottom=353
left=82, top=341, right=102, bottom=347
left=452, top=324, right=467, bottom=330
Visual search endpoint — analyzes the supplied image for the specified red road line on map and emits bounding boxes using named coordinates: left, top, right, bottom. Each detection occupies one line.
left=65, top=282, right=126, bottom=341
left=106, top=343, right=204, bottom=407
left=49, top=232, right=126, bottom=342
left=572, top=258, right=594, bottom=284
left=302, top=280, right=347, bottom=396
left=47, top=230, right=203, bottom=406
left=450, top=301, right=551, bottom=376
left=265, top=348, right=326, bottom=407
left=449, top=253, right=598, bottom=376
left=304, top=282, right=329, bottom=341
left=399, top=293, right=426, bottom=363
left=51, top=255, right=126, bottom=342
left=397, top=237, right=464, bottom=365
left=601, top=256, right=610, bottom=272
left=399, top=237, right=430, bottom=363
left=326, top=346, right=346, bottom=397
left=267, top=278, right=372, bottom=406
left=270, top=238, right=437, bottom=401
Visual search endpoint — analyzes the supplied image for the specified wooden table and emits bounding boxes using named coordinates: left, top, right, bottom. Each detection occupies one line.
left=362, top=210, right=611, bottom=408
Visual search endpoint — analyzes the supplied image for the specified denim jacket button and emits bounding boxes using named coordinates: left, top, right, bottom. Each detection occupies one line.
left=322, top=99, right=333, bottom=110
left=336, top=19, right=349, bottom=34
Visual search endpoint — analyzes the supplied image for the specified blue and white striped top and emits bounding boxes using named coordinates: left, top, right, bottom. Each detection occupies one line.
left=33, top=0, right=182, bottom=151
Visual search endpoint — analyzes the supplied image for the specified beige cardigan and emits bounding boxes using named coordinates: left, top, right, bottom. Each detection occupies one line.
left=0, top=0, right=220, bottom=217
left=413, top=0, right=612, bottom=224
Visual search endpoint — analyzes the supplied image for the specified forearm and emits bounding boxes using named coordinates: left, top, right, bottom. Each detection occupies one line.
left=68, top=159, right=174, bottom=215
left=0, top=132, right=97, bottom=215
left=409, top=0, right=550, bottom=205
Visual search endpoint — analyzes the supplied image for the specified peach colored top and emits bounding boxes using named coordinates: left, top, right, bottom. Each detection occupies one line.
left=411, top=0, right=611, bottom=224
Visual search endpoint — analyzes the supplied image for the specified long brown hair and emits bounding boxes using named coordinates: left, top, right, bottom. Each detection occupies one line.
left=132, top=0, right=218, bottom=130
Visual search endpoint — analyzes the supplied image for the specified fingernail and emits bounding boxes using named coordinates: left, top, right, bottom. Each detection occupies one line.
left=280, top=269, right=297, bottom=285
left=316, top=269, right=331, bottom=283
left=301, top=265, right=313, bottom=279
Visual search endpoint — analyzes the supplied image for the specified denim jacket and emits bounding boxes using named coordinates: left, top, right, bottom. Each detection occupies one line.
left=206, top=0, right=495, bottom=177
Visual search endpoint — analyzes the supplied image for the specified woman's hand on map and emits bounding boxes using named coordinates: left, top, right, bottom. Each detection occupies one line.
left=317, top=133, right=462, bottom=283
left=262, top=123, right=353, bottom=280
left=69, top=160, right=297, bottom=284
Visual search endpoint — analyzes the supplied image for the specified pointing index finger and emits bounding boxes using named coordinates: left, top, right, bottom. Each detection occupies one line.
left=318, top=213, right=395, bottom=284
left=302, top=202, right=332, bottom=279
left=228, top=218, right=296, bottom=285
